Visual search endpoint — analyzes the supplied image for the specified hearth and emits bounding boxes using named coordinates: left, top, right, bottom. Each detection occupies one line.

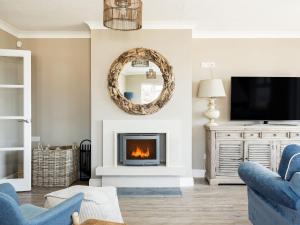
left=118, top=133, right=164, bottom=166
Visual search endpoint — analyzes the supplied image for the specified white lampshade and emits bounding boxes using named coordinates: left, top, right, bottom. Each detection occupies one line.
left=197, top=79, right=226, bottom=98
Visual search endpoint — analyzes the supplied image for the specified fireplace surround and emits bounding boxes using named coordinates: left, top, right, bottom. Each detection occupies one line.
left=118, top=133, right=165, bottom=166
left=95, top=120, right=191, bottom=187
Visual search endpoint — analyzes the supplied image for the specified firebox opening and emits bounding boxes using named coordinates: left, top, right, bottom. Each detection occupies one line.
left=126, top=139, right=157, bottom=160
left=118, top=133, right=166, bottom=166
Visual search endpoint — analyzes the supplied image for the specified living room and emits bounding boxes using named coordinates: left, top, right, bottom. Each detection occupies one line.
left=1, top=1, right=300, bottom=225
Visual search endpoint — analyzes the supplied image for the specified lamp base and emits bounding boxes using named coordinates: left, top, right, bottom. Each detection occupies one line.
left=204, top=98, right=220, bottom=126
left=206, top=120, right=219, bottom=126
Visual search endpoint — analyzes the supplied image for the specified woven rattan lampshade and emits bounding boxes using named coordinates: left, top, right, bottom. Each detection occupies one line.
left=103, top=0, right=142, bottom=31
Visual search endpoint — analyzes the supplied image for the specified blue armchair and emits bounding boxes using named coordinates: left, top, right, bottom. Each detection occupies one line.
left=0, top=183, right=83, bottom=225
left=239, top=144, right=300, bottom=225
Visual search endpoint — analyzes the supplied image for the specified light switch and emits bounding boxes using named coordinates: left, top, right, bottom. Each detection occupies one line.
left=201, top=62, right=216, bottom=68
left=32, top=136, right=40, bottom=142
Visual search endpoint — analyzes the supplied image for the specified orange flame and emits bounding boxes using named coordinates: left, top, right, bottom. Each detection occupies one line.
left=131, top=146, right=150, bottom=158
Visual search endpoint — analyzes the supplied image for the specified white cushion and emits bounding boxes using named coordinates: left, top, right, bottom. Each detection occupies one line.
left=44, top=185, right=123, bottom=223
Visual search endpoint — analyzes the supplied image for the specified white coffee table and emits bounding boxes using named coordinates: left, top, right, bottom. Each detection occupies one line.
left=44, top=185, right=123, bottom=223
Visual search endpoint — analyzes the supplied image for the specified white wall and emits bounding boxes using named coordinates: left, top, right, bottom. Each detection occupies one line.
left=91, top=29, right=192, bottom=178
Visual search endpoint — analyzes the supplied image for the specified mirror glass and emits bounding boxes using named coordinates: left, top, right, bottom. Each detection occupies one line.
left=118, top=60, right=164, bottom=104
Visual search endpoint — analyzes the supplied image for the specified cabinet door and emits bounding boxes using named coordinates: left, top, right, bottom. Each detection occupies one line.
left=216, top=141, right=243, bottom=177
left=245, top=141, right=275, bottom=171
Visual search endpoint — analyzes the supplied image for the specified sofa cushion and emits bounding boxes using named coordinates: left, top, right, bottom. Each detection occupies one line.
left=20, top=204, right=47, bottom=220
left=278, top=144, right=300, bottom=181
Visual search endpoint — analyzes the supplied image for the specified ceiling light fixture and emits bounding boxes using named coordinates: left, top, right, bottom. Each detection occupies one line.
left=103, top=0, right=143, bottom=31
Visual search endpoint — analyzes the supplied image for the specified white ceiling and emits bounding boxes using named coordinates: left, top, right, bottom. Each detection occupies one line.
left=1, top=0, right=300, bottom=37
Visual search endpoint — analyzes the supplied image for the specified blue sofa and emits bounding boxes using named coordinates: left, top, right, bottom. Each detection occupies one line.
left=0, top=183, right=84, bottom=225
left=239, top=144, right=300, bottom=225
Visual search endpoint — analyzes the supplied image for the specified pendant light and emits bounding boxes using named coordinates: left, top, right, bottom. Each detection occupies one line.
left=103, top=0, right=143, bottom=31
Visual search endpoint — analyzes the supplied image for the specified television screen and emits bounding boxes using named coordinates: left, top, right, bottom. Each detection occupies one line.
left=231, top=77, right=300, bottom=121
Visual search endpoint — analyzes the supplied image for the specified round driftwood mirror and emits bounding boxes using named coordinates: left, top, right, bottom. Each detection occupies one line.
left=108, top=48, right=175, bottom=115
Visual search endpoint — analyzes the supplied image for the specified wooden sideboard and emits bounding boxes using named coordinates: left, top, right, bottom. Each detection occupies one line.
left=205, top=124, right=300, bottom=185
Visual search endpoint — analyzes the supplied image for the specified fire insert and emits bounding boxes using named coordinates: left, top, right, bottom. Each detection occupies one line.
left=118, top=133, right=160, bottom=166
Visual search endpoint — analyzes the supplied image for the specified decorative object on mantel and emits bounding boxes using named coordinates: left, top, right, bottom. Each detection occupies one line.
left=108, top=48, right=174, bottom=115
left=197, top=79, right=226, bottom=126
left=103, top=0, right=143, bottom=31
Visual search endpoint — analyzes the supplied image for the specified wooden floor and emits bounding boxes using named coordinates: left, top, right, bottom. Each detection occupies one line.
left=19, top=179, right=250, bottom=225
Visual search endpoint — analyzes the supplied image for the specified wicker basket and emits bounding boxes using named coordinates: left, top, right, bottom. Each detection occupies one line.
left=32, top=145, right=79, bottom=187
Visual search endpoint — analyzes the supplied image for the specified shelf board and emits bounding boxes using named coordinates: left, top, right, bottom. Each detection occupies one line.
left=0, top=116, right=24, bottom=120
left=0, top=85, right=24, bottom=89
left=0, top=147, right=24, bottom=151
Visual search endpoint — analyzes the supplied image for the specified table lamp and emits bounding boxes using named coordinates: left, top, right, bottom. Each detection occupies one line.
left=197, top=79, right=226, bottom=126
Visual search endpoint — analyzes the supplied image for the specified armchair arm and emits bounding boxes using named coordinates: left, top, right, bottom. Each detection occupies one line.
left=238, top=161, right=300, bottom=210
left=0, top=183, right=20, bottom=204
left=28, top=193, right=84, bottom=225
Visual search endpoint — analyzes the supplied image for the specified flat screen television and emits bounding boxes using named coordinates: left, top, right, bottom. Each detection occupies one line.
left=231, top=77, right=300, bottom=121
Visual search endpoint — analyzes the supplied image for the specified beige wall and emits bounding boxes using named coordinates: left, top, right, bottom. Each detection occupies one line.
left=192, top=39, right=300, bottom=169
left=91, top=29, right=192, bottom=177
left=4, top=27, right=300, bottom=171
left=22, top=39, right=91, bottom=145
left=0, top=29, right=17, bottom=49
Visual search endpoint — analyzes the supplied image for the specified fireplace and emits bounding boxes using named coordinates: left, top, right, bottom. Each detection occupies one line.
left=118, top=133, right=163, bottom=166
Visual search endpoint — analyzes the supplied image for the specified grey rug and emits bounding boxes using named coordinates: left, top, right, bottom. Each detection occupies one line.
left=117, top=187, right=182, bottom=197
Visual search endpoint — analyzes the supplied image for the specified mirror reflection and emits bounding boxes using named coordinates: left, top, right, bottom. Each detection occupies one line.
left=119, top=60, right=164, bottom=104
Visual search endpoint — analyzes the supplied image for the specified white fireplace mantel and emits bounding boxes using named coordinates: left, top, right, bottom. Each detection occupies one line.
left=96, top=120, right=187, bottom=178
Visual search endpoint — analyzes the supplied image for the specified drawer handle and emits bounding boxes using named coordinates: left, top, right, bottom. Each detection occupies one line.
left=250, top=134, right=254, bottom=136
left=273, top=134, right=277, bottom=137
left=227, top=134, right=231, bottom=137
left=297, top=134, right=300, bottom=136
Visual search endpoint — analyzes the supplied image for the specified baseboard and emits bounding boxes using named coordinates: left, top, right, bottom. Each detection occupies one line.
left=192, top=169, right=205, bottom=178
left=89, top=178, right=102, bottom=187
left=179, top=177, right=194, bottom=187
